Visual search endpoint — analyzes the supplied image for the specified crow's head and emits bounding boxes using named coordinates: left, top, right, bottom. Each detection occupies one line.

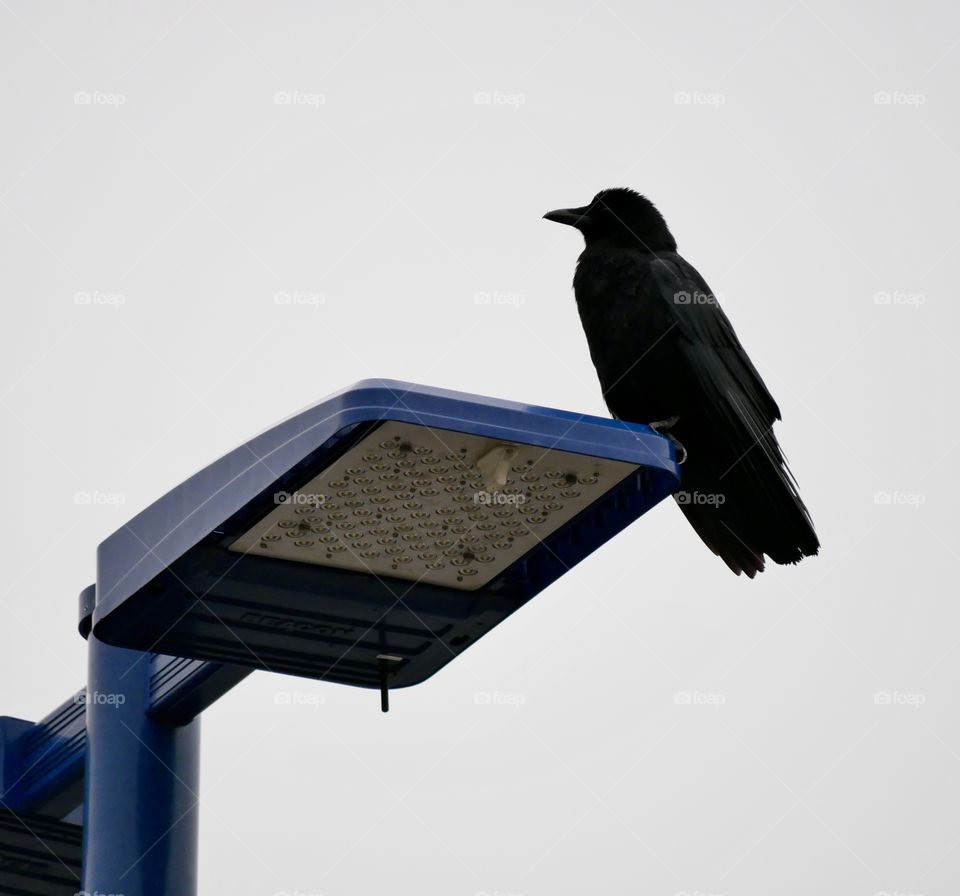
left=543, top=188, right=676, bottom=250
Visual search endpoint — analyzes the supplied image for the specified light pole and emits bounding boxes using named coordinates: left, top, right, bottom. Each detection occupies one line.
left=0, top=381, right=680, bottom=896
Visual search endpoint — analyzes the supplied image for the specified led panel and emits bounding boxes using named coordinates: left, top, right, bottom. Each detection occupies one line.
left=229, top=421, right=639, bottom=590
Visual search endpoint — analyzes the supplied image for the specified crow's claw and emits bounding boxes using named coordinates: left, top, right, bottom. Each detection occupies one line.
left=647, top=415, right=680, bottom=433
left=663, top=432, right=687, bottom=464
left=648, top=416, right=687, bottom=464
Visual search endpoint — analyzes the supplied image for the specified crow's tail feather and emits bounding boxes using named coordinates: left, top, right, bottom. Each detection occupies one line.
left=674, top=424, right=819, bottom=578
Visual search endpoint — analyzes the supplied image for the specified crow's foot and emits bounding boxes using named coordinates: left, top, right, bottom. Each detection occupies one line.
left=647, top=415, right=680, bottom=433
left=648, top=416, right=687, bottom=464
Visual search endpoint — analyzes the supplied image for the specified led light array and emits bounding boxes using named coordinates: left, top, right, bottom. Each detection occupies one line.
left=230, top=421, right=638, bottom=590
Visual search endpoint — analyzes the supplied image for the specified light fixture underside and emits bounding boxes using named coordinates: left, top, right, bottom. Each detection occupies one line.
left=230, top=421, right=639, bottom=590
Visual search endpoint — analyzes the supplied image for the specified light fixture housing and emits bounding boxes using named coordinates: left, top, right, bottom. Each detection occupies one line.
left=93, top=381, right=679, bottom=691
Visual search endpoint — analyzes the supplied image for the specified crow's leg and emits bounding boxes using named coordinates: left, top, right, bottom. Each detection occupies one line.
left=648, top=415, right=687, bottom=464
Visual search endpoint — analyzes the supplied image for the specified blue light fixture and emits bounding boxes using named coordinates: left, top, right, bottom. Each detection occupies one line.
left=93, top=381, right=678, bottom=692
left=0, top=381, right=680, bottom=896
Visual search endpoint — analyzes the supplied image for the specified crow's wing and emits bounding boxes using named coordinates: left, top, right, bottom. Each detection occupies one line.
left=643, top=252, right=818, bottom=572
left=646, top=253, right=781, bottom=427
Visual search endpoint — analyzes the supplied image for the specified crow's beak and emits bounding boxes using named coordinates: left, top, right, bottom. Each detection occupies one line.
left=543, top=206, right=591, bottom=228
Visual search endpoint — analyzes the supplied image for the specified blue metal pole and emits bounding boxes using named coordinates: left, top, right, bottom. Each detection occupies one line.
left=81, top=634, right=200, bottom=895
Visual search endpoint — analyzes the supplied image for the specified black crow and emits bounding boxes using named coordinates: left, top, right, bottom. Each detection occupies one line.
left=544, top=187, right=818, bottom=577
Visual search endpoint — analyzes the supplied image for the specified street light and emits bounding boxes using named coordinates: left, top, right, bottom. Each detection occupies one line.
left=0, top=381, right=680, bottom=896
left=93, top=381, right=677, bottom=691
